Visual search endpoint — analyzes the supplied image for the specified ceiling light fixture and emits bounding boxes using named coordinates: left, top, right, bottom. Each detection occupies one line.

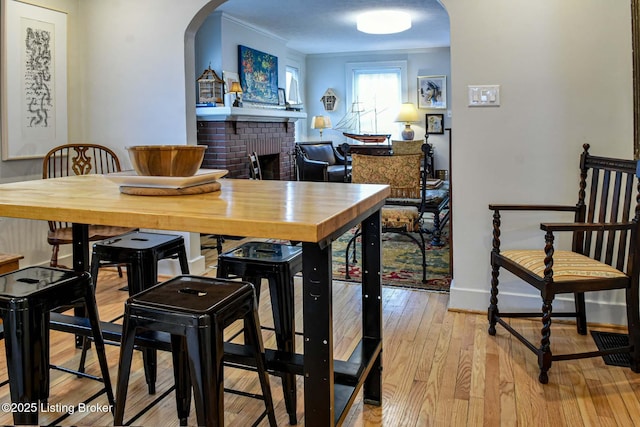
left=357, top=10, right=412, bottom=35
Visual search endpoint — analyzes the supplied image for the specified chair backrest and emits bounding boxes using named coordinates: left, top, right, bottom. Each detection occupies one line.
left=351, top=152, right=422, bottom=199
left=575, top=144, right=640, bottom=272
left=43, top=143, right=122, bottom=179
left=248, top=151, right=262, bottom=180
left=297, top=142, right=337, bottom=165
left=392, top=140, right=423, bottom=155
left=42, top=144, right=123, bottom=232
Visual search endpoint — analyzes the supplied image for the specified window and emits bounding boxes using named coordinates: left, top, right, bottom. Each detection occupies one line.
left=285, top=66, right=301, bottom=105
left=345, top=61, right=408, bottom=136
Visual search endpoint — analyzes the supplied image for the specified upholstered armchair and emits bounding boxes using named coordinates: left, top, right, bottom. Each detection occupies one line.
left=344, top=143, right=429, bottom=282
left=295, top=141, right=351, bottom=182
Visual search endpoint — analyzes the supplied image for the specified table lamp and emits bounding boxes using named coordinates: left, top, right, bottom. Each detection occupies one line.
left=230, top=82, right=243, bottom=107
left=311, top=115, right=332, bottom=139
left=394, top=102, right=419, bottom=140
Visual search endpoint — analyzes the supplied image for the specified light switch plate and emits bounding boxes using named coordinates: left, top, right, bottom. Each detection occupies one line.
left=468, top=85, right=500, bottom=107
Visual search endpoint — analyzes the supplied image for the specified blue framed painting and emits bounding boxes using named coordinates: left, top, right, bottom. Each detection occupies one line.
left=238, top=45, right=279, bottom=105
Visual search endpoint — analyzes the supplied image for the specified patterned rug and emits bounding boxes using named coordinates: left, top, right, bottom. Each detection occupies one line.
left=201, top=224, right=451, bottom=292
left=331, top=226, right=451, bottom=291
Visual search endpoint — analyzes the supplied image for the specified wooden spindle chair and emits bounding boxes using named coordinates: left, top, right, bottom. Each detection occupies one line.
left=248, top=151, right=263, bottom=180
left=42, top=143, right=137, bottom=268
left=488, top=143, right=640, bottom=383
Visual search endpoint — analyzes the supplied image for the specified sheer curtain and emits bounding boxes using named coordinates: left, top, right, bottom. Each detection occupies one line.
left=353, top=69, right=402, bottom=135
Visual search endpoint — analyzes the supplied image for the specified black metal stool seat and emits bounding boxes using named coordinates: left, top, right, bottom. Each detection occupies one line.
left=84, top=231, right=189, bottom=394
left=90, top=230, right=189, bottom=295
left=114, top=275, right=277, bottom=427
left=0, top=267, right=114, bottom=425
left=216, top=241, right=302, bottom=425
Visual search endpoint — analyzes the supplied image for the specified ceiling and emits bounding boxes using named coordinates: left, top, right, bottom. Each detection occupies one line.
left=215, top=0, right=450, bottom=55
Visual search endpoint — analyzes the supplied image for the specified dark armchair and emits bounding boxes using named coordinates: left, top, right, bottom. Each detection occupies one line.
left=295, top=141, right=351, bottom=182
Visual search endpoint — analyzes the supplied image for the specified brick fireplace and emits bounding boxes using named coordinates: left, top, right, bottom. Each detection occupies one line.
left=196, top=113, right=302, bottom=180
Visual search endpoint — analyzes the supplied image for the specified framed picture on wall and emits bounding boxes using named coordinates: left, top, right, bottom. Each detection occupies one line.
left=426, top=113, right=445, bottom=134
left=2, top=0, right=68, bottom=160
left=278, top=88, right=286, bottom=106
left=418, top=75, right=447, bottom=109
left=222, top=71, right=239, bottom=93
left=238, top=45, right=279, bottom=105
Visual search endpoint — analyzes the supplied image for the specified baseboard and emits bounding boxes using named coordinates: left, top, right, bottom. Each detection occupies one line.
left=449, top=280, right=629, bottom=327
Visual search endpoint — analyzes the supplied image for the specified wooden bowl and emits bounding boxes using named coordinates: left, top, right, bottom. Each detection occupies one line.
left=126, top=145, right=206, bottom=177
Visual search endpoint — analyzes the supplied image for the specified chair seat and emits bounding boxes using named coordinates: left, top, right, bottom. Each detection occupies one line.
left=327, top=164, right=351, bottom=182
left=382, top=205, right=419, bottom=231
left=501, top=249, right=627, bottom=281
left=47, top=225, right=137, bottom=245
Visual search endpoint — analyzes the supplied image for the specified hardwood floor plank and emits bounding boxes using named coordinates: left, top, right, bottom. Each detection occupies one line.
left=0, top=249, right=639, bottom=426
left=433, top=312, right=465, bottom=425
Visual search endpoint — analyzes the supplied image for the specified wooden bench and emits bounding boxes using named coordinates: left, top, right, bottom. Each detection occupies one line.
left=0, top=254, right=23, bottom=274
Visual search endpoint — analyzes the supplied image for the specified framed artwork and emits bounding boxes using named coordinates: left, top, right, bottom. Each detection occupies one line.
left=418, top=75, right=447, bottom=109
left=278, top=88, right=286, bottom=106
left=426, top=114, right=445, bottom=134
left=1, top=0, right=68, bottom=160
left=238, top=45, right=279, bottom=105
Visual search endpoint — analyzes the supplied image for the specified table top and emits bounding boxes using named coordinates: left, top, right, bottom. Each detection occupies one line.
left=0, top=176, right=389, bottom=244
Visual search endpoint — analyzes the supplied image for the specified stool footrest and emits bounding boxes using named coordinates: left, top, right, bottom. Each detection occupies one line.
left=50, top=364, right=103, bottom=382
left=50, top=313, right=173, bottom=351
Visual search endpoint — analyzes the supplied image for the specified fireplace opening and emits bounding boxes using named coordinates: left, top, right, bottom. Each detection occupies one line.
left=257, top=153, right=280, bottom=180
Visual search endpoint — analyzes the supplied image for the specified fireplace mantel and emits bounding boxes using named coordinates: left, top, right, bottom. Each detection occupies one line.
left=196, top=106, right=307, bottom=122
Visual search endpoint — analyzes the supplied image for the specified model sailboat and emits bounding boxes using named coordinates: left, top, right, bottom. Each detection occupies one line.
left=335, top=101, right=391, bottom=144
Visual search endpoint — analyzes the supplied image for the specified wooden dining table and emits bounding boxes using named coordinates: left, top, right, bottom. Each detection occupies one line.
left=0, top=175, right=389, bottom=426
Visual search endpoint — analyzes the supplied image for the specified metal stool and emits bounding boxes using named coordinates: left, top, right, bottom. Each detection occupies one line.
left=216, top=241, right=302, bottom=425
left=82, top=231, right=189, bottom=394
left=114, top=275, right=277, bottom=427
left=0, top=267, right=114, bottom=425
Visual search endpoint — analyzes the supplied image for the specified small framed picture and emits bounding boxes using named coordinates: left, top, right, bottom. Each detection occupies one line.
left=222, top=71, right=239, bottom=93
left=418, top=75, right=447, bottom=109
left=426, top=113, right=445, bottom=134
left=278, top=88, right=286, bottom=106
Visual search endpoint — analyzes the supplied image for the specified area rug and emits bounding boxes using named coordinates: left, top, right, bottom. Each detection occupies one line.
left=331, top=226, right=451, bottom=291
left=201, top=226, right=451, bottom=292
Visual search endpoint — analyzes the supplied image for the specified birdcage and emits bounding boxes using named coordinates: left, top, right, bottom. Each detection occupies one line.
left=197, top=66, right=224, bottom=105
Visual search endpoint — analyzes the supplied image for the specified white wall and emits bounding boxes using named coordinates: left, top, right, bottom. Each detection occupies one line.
left=195, top=10, right=306, bottom=135
left=305, top=48, right=452, bottom=170
left=76, top=0, right=223, bottom=273
left=442, top=0, right=633, bottom=325
left=0, top=0, right=635, bottom=325
left=0, top=0, right=83, bottom=266
left=0, top=0, right=223, bottom=270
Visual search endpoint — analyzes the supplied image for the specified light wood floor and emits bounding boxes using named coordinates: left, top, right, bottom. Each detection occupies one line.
left=0, top=246, right=638, bottom=426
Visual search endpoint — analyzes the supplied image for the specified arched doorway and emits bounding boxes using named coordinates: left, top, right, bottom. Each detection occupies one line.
left=183, top=0, right=454, bottom=283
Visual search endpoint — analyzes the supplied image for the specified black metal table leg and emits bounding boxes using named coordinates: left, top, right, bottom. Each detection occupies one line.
left=302, top=241, right=334, bottom=427
left=72, top=223, right=90, bottom=347
left=361, top=210, right=383, bottom=404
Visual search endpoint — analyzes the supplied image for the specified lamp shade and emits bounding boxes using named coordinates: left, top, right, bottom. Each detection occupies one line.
left=394, top=102, right=419, bottom=123
left=229, top=81, right=243, bottom=94
left=311, top=116, right=332, bottom=129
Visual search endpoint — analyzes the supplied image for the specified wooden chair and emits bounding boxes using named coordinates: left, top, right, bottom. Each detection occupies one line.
left=248, top=151, right=262, bottom=180
left=345, top=143, right=428, bottom=282
left=488, top=143, right=640, bottom=383
left=42, top=143, right=137, bottom=267
left=391, top=139, right=423, bottom=155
